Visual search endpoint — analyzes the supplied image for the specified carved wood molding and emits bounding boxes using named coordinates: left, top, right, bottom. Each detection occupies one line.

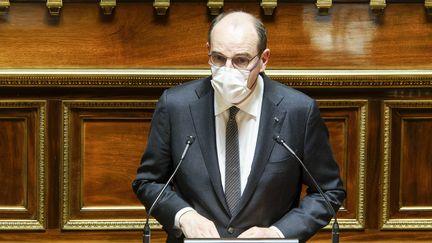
left=0, top=0, right=10, bottom=15
left=100, top=0, right=116, bottom=15
left=207, top=0, right=223, bottom=15
left=382, top=100, right=432, bottom=230
left=370, top=0, right=386, bottom=11
left=61, top=100, right=160, bottom=230
left=153, top=0, right=169, bottom=15
left=426, top=0, right=432, bottom=16
left=46, top=0, right=62, bottom=16
left=260, top=0, right=277, bottom=15
left=316, top=0, right=332, bottom=15
left=317, top=99, right=368, bottom=230
left=0, top=101, right=47, bottom=230
left=1, top=69, right=432, bottom=88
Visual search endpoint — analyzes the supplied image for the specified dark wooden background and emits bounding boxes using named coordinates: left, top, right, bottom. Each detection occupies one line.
left=0, top=1, right=432, bottom=242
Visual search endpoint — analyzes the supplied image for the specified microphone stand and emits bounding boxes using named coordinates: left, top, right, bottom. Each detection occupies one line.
left=143, top=136, right=196, bottom=243
left=274, top=135, right=339, bottom=243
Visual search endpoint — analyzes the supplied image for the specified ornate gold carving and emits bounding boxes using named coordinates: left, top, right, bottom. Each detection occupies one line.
left=207, top=0, right=223, bottom=16
left=426, top=0, right=432, bottom=16
left=153, top=0, right=169, bottom=15
left=62, top=218, right=161, bottom=230
left=1, top=69, right=432, bottom=88
left=0, top=101, right=47, bottom=230
left=370, top=0, right=386, bottom=11
left=61, top=100, right=160, bottom=230
left=0, top=0, right=10, bottom=15
left=316, top=0, right=332, bottom=15
left=382, top=100, right=432, bottom=230
left=260, top=0, right=277, bottom=15
left=100, top=0, right=116, bottom=15
left=46, top=0, right=62, bottom=16
left=400, top=206, right=432, bottom=211
left=317, top=100, right=368, bottom=229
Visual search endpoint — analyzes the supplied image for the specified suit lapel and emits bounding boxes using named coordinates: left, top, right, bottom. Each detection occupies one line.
left=189, top=79, right=231, bottom=215
left=232, top=75, right=286, bottom=218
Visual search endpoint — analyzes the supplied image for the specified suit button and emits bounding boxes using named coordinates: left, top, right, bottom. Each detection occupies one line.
left=227, top=227, right=234, bottom=234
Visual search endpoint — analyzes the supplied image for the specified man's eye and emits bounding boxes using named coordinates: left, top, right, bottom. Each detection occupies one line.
left=233, top=56, right=249, bottom=66
left=213, top=54, right=226, bottom=63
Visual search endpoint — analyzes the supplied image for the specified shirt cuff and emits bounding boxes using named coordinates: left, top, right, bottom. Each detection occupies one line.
left=270, top=226, right=285, bottom=238
left=174, top=207, right=195, bottom=229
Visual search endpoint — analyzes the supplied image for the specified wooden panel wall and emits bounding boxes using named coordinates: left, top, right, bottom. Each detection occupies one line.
left=61, top=101, right=154, bottom=229
left=0, top=3, right=432, bottom=69
left=319, top=100, right=367, bottom=229
left=0, top=101, right=46, bottom=230
left=382, top=101, right=432, bottom=229
left=1, top=0, right=432, bottom=242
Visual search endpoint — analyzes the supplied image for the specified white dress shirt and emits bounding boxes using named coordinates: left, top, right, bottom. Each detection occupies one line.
left=174, top=75, right=283, bottom=237
left=214, top=75, right=263, bottom=194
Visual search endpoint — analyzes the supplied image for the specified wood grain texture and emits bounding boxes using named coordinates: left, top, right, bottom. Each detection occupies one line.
left=66, top=105, right=153, bottom=221
left=82, top=119, right=149, bottom=208
left=1, top=0, right=432, bottom=238
left=390, top=107, right=432, bottom=218
left=0, top=108, right=38, bottom=220
left=0, top=118, right=26, bottom=209
left=0, top=3, right=431, bottom=68
left=321, top=103, right=365, bottom=226
left=400, top=118, right=432, bottom=207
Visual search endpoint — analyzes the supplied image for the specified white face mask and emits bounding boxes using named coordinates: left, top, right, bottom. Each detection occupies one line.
left=210, top=66, right=252, bottom=104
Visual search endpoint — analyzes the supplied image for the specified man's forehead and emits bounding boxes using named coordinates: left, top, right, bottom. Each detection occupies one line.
left=212, top=13, right=257, bottom=37
left=210, top=15, right=259, bottom=54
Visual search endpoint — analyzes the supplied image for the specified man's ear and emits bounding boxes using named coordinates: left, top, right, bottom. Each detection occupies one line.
left=259, top=49, right=271, bottom=73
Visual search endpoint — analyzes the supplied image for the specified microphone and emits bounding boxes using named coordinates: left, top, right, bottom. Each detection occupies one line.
left=143, top=135, right=196, bottom=243
left=273, top=135, right=340, bottom=243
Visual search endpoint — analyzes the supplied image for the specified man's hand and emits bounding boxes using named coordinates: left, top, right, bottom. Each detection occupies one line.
left=238, top=226, right=281, bottom=238
left=178, top=211, right=220, bottom=238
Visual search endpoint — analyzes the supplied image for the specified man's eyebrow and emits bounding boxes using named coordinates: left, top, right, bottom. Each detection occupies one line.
left=209, top=51, right=252, bottom=57
left=233, top=52, right=253, bottom=58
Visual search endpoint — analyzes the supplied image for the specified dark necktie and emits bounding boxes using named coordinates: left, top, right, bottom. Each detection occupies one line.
left=225, top=106, right=241, bottom=215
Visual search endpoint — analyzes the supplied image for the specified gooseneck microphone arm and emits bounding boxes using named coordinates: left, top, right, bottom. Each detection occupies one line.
left=143, top=135, right=196, bottom=243
left=273, top=135, right=339, bottom=243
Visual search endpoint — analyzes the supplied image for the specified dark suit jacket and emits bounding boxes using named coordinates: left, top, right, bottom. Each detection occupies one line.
left=132, top=73, right=346, bottom=243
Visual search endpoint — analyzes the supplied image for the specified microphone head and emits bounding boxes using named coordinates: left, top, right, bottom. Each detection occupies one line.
left=273, top=135, right=283, bottom=144
left=186, top=135, right=195, bottom=145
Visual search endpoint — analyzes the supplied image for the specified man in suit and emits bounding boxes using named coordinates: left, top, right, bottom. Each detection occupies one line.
left=132, top=11, right=345, bottom=243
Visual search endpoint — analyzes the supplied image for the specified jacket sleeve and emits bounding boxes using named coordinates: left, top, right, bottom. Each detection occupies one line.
left=132, top=90, right=191, bottom=236
left=272, top=100, right=346, bottom=243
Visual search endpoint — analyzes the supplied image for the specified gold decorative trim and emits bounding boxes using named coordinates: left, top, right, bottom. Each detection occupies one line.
left=62, top=219, right=161, bottom=230
left=382, top=100, right=432, bottom=230
left=260, top=0, right=277, bottom=15
left=427, top=0, right=432, bottom=16
left=100, top=0, right=116, bottom=15
left=0, top=101, right=47, bottom=230
left=400, top=206, right=432, bottom=211
left=382, top=219, right=432, bottom=229
left=0, top=69, right=432, bottom=88
left=317, top=100, right=368, bottom=229
left=316, top=0, right=332, bottom=15
left=207, top=0, right=223, bottom=15
left=0, top=0, right=10, bottom=15
left=370, top=0, right=386, bottom=11
left=46, top=0, right=62, bottom=16
left=153, top=0, right=169, bottom=15
left=81, top=206, right=144, bottom=211
left=61, top=100, right=160, bottom=230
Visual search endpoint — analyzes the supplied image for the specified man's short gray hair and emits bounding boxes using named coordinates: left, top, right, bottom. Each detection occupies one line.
left=208, top=11, right=267, bottom=55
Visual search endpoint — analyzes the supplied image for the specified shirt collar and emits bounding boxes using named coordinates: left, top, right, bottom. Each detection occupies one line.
left=214, top=74, right=264, bottom=118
